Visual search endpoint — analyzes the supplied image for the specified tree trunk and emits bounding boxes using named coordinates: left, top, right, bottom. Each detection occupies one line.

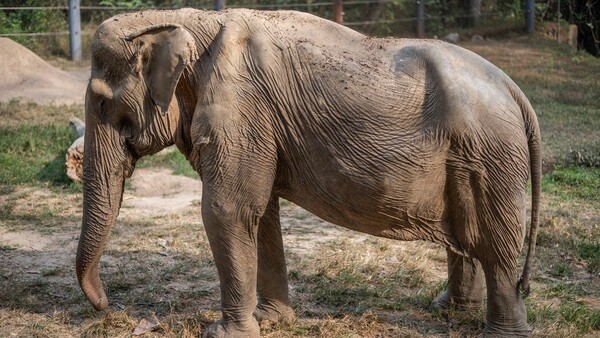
left=461, top=0, right=481, bottom=28
left=362, top=0, right=386, bottom=34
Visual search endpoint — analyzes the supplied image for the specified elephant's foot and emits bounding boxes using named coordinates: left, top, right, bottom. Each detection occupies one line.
left=482, top=301, right=530, bottom=337
left=480, top=263, right=530, bottom=338
left=202, top=319, right=260, bottom=338
left=429, top=289, right=450, bottom=312
left=253, top=301, right=295, bottom=328
left=480, top=322, right=531, bottom=337
left=430, top=289, right=484, bottom=312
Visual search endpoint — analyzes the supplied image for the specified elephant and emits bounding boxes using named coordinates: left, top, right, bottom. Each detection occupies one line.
left=76, top=8, right=541, bottom=337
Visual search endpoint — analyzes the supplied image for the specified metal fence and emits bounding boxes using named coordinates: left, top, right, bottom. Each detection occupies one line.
left=0, top=0, right=539, bottom=61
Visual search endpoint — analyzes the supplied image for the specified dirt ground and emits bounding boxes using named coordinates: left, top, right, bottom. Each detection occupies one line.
left=0, top=166, right=450, bottom=337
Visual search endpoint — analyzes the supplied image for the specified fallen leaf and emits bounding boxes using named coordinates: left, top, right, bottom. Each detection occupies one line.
left=132, top=315, right=160, bottom=336
left=157, top=238, right=169, bottom=249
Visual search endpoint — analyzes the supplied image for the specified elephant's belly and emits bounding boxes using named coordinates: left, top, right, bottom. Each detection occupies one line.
left=276, top=169, right=453, bottom=245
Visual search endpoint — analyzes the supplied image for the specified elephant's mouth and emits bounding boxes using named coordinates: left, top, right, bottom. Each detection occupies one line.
left=124, top=141, right=139, bottom=178
left=125, top=162, right=136, bottom=178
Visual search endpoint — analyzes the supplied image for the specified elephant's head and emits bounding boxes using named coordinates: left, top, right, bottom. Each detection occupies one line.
left=76, top=15, right=200, bottom=311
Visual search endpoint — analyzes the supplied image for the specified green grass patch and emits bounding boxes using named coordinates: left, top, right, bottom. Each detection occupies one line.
left=527, top=300, right=600, bottom=335
left=546, top=283, right=588, bottom=301
left=549, top=262, right=574, bottom=279
left=543, top=166, right=600, bottom=202
left=136, top=148, right=197, bottom=178
left=577, top=240, right=600, bottom=274
left=560, top=305, right=600, bottom=333
left=0, top=244, right=16, bottom=252
left=0, top=124, right=79, bottom=188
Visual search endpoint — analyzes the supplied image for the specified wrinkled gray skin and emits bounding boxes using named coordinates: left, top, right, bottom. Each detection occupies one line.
left=76, top=8, right=541, bottom=337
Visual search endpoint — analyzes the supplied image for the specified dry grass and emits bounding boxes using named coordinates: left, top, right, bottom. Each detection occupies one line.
left=1, top=179, right=598, bottom=338
left=0, top=183, right=467, bottom=337
left=0, top=100, right=83, bottom=128
left=0, top=309, right=77, bottom=338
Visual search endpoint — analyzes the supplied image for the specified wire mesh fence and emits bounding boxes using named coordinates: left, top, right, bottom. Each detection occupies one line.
left=0, top=0, right=570, bottom=60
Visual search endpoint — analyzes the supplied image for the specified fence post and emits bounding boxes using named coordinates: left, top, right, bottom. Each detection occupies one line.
left=415, top=0, right=425, bottom=38
left=525, top=0, right=534, bottom=33
left=557, top=0, right=561, bottom=42
left=68, top=0, right=82, bottom=61
left=215, top=0, right=225, bottom=11
left=333, top=0, right=343, bottom=24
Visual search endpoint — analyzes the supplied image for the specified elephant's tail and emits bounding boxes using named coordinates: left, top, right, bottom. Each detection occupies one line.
left=512, top=84, right=542, bottom=299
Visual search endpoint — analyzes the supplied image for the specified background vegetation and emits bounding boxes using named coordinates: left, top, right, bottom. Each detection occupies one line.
left=0, top=0, right=578, bottom=58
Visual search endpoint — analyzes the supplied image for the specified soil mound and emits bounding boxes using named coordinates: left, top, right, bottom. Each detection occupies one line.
left=0, top=37, right=88, bottom=105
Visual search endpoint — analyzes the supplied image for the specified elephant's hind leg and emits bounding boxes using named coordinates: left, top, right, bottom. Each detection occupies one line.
left=481, top=260, right=529, bottom=337
left=430, top=249, right=485, bottom=311
left=254, top=196, right=295, bottom=326
left=478, top=193, right=530, bottom=336
left=433, top=156, right=486, bottom=312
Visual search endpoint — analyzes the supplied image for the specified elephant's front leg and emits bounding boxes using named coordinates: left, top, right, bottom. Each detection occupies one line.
left=254, top=196, right=295, bottom=326
left=201, top=192, right=262, bottom=338
left=431, top=248, right=485, bottom=311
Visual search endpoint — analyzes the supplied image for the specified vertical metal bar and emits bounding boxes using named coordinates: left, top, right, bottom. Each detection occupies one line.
left=415, top=0, right=425, bottom=38
left=215, top=0, right=225, bottom=11
left=68, top=0, right=82, bottom=61
left=333, top=0, right=343, bottom=24
left=557, top=0, right=561, bottom=43
left=525, top=0, right=534, bottom=33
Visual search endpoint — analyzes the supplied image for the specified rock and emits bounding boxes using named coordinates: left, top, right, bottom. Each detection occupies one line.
left=471, top=34, right=484, bottom=42
left=132, top=315, right=160, bottom=336
left=443, top=33, right=460, bottom=43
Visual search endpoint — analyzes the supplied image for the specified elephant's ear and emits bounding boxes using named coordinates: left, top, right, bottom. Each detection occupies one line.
left=126, top=24, right=199, bottom=115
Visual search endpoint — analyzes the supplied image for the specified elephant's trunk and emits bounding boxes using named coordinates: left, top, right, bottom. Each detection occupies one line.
left=76, top=179, right=123, bottom=310
left=76, top=120, right=131, bottom=311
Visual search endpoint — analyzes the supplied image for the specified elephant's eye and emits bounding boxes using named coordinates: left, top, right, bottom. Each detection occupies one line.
left=98, top=98, right=105, bottom=112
